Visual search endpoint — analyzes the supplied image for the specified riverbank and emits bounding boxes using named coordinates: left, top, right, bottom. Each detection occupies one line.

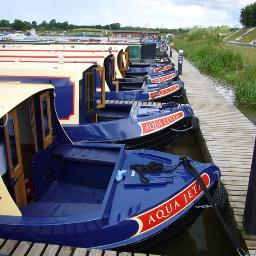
left=174, top=39, right=256, bottom=107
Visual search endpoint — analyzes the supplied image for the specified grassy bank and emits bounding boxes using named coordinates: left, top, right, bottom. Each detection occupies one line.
left=174, top=31, right=256, bottom=106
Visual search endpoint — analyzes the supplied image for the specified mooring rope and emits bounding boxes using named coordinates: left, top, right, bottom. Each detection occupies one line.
left=179, top=156, right=249, bottom=256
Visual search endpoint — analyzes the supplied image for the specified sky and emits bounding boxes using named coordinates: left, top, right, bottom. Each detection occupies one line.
left=1, top=0, right=255, bottom=28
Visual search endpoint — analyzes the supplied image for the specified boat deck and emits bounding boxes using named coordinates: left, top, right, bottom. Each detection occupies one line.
left=0, top=238, right=157, bottom=256
left=172, top=50, right=256, bottom=255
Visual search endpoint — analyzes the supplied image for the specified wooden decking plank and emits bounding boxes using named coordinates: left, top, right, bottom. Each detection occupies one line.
left=0, top=240, right=18, bottom=255
left=27, top=243, right=46, bottom=256
left=88, top=249, right=103, bottom=256
left=12, top=241, right=32, bottom=256
left=72, top=247, right=88, bottom=256
left=103, top=250, right=118, bottom=256
left=118, top=252, right=132, bottom=256
left=57, top=246, right=73, bottom=256
left=0, top=239, right=5, bottom=248
left=42, top=244, right=60, bottom=256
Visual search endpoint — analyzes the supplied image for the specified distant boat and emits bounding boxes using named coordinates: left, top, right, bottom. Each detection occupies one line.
left=3, top=32, right=38, bottom=41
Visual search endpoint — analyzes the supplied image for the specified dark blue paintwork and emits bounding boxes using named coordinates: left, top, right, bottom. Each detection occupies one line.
left=0, top=86, right=220, bottom=249
left=104, top=80, right=185, bottom=101
left=0, top=76, right=74, bottom=120
left=64, top=104, right=193, bottom=143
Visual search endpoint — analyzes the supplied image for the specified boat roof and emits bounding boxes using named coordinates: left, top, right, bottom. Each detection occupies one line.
left=0, top=62, right=96, bottom=78
left=0, top=44, right=129, bottom=52
left=0, top=82, right=53, bottom=119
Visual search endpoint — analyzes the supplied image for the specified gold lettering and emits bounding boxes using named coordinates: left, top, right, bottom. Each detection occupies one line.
left=149, top=215, right=156, bottom=225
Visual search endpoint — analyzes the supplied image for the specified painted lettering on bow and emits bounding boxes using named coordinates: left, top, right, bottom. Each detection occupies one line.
left=150, top=72, right=177, bottom=83
left=153, top=65, right=173, bottom=73
left=149, top=84, right=179, bottom=99
left=131, top=173, right=210, bottom=236
left=139, top=111, right=184, bottom=136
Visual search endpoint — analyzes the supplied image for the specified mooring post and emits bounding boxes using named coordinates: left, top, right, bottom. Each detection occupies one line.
left=243, top=137, right=256, bottom=235
left=178, top=49, right=184, bottom=75
left=168, top=43, right=172, bottom=57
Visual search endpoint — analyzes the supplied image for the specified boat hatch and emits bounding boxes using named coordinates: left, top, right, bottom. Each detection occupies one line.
left=80, top=66, right=106, bottom=123
left=0, top=82, right=119, bottom=218
left=104, top=55, right=118, bottom=91
left=118, top=50, right=129, bottom=77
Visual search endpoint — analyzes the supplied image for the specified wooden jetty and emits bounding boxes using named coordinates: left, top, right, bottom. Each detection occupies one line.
left=172, top=50, right=256, bottom=255
left=0, top=238, right=157, bottom=256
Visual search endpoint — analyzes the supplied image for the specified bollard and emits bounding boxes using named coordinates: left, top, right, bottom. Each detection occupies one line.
left=243, top=137, right=256, bottom=235
left=178, top=49, right=184, bottom=75
left=168, top=43, right=172, bottom=57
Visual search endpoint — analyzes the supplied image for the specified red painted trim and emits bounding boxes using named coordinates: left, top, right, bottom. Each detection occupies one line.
left=0, top=60, right=97, bottom=64
left=0, top=75, right=75, bottom=121
left=0, top=55, right=105, bottom=58
left=0, top=49, right=119, bottom=52
left=132, top=173, right=210, bottom=236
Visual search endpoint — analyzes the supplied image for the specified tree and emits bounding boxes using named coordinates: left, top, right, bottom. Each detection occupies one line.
left=12, top=19, right=25, bottom=30
left=31, top=21, right=37, bottom=28
left=110, top=23, right=121, bottom=30
left=49, top=19, right=57, bottom=29
left=240, top=2, right=256, bottom=27
left=0, top=19, right=10, bottom=27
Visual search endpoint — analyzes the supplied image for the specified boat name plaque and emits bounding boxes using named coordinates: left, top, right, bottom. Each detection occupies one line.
left=131, top=173, right=210, bottom=236
left=139, top=111, right=184, bottom=136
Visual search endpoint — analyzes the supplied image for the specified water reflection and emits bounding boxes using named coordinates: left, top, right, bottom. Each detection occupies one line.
left=206, top=76, right=256, bottom=126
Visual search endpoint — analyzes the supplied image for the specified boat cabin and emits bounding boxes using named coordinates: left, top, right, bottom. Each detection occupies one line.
left=0, top=81, right=124, bottom=232
left=0, top=62, right=106, bottom=125
left=0, top=43, right=130, bottom=79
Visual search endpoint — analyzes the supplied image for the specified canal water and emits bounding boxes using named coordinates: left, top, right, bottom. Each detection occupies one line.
left=207, top=76, right=256, bottom=125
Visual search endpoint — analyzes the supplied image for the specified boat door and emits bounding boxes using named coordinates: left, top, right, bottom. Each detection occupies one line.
left=119, top=51, right=129, bottom=77
left=4, top=110, right=27, bottom=207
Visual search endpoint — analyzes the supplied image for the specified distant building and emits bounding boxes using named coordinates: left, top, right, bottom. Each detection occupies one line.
left=112, top=30, right=160, bottom=39
left=0, top=27, right=12, bottom=32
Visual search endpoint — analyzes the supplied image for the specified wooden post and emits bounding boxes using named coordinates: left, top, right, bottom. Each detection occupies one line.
left=243, top=137, right=256, bottom=235
left=178, top=49, right=184, bottom=75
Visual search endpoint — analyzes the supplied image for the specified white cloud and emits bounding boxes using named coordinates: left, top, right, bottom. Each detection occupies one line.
left=1, top=0, right=255, bottom=28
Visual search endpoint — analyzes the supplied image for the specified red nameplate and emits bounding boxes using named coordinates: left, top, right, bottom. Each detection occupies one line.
left=131, top=173, right=210, bottom=236
left=139, top=111, right=184, bottom=136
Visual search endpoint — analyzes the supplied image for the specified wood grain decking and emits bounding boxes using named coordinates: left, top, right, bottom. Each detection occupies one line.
left=0, top=238, right=157, bottom=256
left=172, top=50, right=256, bottom=255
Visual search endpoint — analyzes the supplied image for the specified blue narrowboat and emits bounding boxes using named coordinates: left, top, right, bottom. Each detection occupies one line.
left=0, top=44, right=184, bottom=102
left=0, top=62, right=195, bottom=148
left=0, top=82, right=221, bottom=249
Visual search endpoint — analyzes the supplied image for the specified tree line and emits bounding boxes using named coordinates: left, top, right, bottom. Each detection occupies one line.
left=240, top=2, right=256, bottom=27
left=0, top=19, right=176, bottom=33
left=0, top=19, right=124, bottom=31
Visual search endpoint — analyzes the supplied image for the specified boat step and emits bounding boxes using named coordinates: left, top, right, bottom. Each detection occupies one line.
left=0, top=238, right=161, bottom=256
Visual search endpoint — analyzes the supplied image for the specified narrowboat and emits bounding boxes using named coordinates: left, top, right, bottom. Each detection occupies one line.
left=0, top=62, right=195, bottom=148
left=0, top=44, right=184, bottom=102
left=0, top=81, right=221, bottom=249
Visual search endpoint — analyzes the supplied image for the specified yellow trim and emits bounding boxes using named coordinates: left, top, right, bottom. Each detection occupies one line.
left=0, top=177, right=22, bottom=216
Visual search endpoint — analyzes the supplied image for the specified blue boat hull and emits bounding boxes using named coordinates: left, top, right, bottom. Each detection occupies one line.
left=0, top=148, right=220, bottom=249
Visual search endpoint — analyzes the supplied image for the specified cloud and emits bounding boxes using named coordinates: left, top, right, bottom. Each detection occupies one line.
left=1, top=0, right=255, bottom=28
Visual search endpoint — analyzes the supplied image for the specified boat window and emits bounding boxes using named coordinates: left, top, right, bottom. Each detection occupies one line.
left=7, top=116, right=18, bottom=169
left=0, top=143, right=6, bottom=176
left=85, top=71, right=95, bottom=112
left=40, top=91, right=53, bottom=149
left=42, top=98, right=50, bottom=136
left=96, top=67, right=105, bottom=109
